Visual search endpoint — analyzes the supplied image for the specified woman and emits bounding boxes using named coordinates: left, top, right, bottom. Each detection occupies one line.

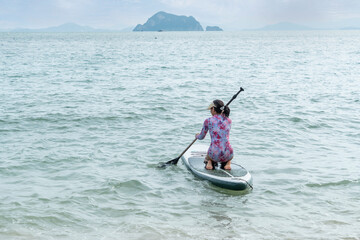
left=195, top=99, right=233, bottom=170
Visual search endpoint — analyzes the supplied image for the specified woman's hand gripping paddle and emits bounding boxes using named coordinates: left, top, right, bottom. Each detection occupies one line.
left=158, top=87, right=244, bottom=169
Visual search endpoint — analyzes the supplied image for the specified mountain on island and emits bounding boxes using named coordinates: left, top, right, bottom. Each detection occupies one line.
left=6, top=23, right=112, bottom=32
left=133, top=11, right=203, bottom=31
left=39, top=23, right=99, bottom=32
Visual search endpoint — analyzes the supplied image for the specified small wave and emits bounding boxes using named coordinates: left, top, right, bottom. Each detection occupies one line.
left=22, top=114, right=120, bottom=124
left=294, top=50, right=307, bottom=54
left=322, top=220, right=349, bottom=225
left=80, top=187, right=115, bottom=196
left=123, top=114, right=143, bottom=121
left=289, top=117, right=302, bottom=123
left=111, top=87, right=126, bottom=91
left=8, top=75, right=24, bottom=78
left=262, top=167, right=303, bottom=175
left=27, top=116, right=59, bottom=123
left=307, top=122, right=332, bottom=129
left=306, top=179, right=359, bottom=188
left=179, top=82, right=192, bottom=88
left=138, top=106, right=167, bottom=112
left=111, top=222, right=166, bottom=240
left=156, top=86, right=173, bottom=91
left=0, top=128, right=23, bottom=132
left=109, top=179, right=151, bottom=192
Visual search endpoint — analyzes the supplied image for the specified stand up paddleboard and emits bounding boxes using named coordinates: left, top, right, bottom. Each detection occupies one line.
left=181, top=144, right=253, bottom=191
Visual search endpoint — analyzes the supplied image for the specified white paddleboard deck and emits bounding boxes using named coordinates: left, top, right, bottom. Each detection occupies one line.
left=181, top=144, right=253, bottom=191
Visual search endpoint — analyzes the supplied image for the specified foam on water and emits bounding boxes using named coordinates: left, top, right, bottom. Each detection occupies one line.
left=0, top=31, right=359, bottom=239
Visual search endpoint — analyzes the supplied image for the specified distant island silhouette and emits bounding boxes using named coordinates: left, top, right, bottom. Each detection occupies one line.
left=2, top=19, right=360, bottom=33
left=206, top=26, right=223, bottom=31
left=0, top=23, right=128, bottom=32
left=133, top=11, right=204, bottom=31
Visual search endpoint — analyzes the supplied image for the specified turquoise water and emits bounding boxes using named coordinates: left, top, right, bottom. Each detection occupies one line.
left=1, top=31, right=359, bottom=239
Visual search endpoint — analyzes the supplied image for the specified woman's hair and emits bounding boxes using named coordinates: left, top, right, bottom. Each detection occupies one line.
left=213, top=99, right=230, bottom=117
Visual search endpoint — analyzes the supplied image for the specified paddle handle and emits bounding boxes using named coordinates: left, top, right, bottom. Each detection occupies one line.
left=177, top=138, right=197, bottom=159
left=225, top=87, right=244, bottom=107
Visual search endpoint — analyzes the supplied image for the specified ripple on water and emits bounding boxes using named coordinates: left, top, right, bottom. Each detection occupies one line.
left=108, top=179, right=151, bottom=192
left=306, top=179, right=360, bottom=188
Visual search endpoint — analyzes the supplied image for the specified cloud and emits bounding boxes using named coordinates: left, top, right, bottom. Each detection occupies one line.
left=53, top=0, right=95, bottom=11
left=158, top=0, right=360, bottom=29
left=159, top=0, right=195, bottom=8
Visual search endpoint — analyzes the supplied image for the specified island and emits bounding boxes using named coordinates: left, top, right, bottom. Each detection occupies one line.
left=206, top=26, right=223, bottom=31
left=133, top=11, right=203, bottom=31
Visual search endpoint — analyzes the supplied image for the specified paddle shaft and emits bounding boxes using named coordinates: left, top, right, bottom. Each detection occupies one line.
left=176, top=138, right=197, bottom=160
left=225, top=87, right=244, bottom=108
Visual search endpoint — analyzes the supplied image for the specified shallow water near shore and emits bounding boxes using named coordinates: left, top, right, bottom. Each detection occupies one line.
left=1, top=31, right=359, bottom=239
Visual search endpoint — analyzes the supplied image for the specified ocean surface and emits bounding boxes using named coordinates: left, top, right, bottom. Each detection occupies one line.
left=0, top=31, right=359, bottom=240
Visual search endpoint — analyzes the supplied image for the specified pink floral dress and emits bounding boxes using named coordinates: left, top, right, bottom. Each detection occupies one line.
left=196, top=114, right=233, bottom=162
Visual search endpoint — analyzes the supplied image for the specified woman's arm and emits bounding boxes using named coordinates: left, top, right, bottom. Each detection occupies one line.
left=196, top=118, right=209, bottom=140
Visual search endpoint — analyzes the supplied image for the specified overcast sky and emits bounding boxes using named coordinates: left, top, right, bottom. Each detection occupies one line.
left=1, top=0, right=360, bottom=30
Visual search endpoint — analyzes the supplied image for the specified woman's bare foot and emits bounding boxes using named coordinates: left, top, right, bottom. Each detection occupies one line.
left=223, top=161, right=231, bottom=170
left=206, top=159, right=214, bottom=170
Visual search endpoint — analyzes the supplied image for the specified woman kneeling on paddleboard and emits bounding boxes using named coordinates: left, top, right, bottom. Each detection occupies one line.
left=195, top=99, right=233, bottom=170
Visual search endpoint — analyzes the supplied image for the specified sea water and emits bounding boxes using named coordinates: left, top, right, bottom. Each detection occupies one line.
left=0, top=31, right=359, bottom=239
